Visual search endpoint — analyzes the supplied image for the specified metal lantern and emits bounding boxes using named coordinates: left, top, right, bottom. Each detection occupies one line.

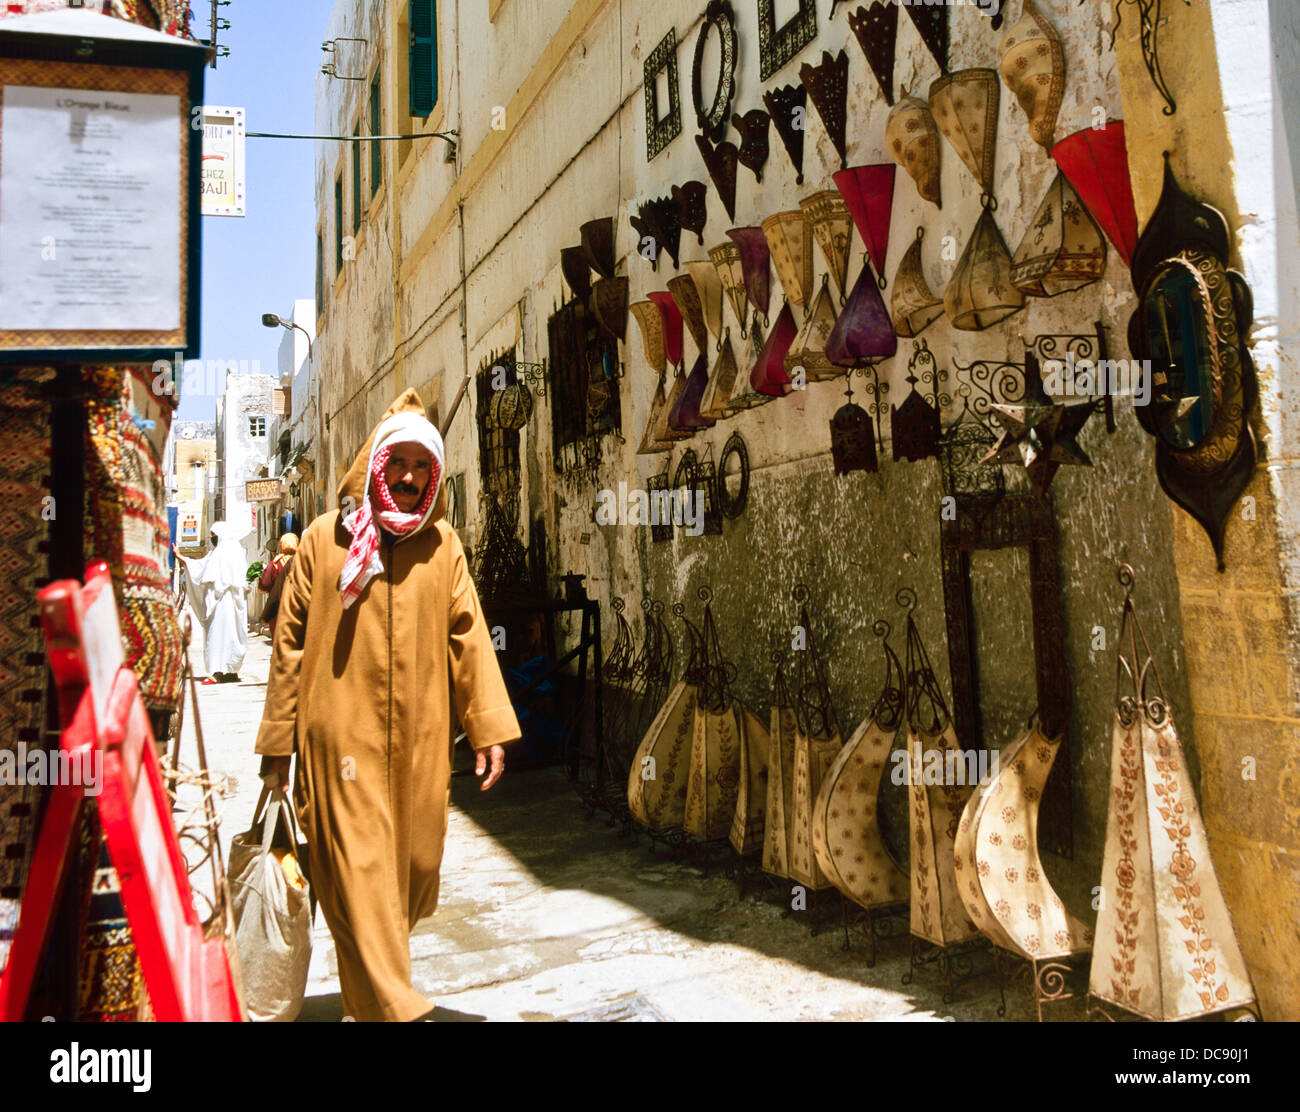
left=489, top=380, right=533, bottom=431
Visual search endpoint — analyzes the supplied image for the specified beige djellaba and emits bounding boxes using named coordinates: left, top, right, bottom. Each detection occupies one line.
left=255, top=390, right=521, bottom=1021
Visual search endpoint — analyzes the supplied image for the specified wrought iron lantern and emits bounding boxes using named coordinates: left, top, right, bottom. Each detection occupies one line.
left=488, top=380, right=533, bottom=431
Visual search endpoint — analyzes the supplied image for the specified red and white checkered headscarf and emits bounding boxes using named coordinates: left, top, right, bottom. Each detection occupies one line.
left=339, top=413, right=443, bottom=608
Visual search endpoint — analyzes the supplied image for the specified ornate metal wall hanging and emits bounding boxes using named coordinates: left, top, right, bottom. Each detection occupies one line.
left=983, top=350, right=1094, bottom=497
left=944, top=203, right=1025, bottom=331
left=691, top=452, right=724, bottom=535
left=579, top=217, right=617, bottom=279
left=827, top=258, right=896, bottom=366
left=939, top=397, right=1004, bottom=505
left=800, top=189, right=853, bottom=303
left=561, top=245, right=592, bottom=300
left=930, top=68, right=999, bottom=196
left=717, top=431, right=749, bottom=518
left=762, top=209, right=814, bottom=310
left=1011, top=172, right=1106, bottom=298
left=732, top=108, right=770, bottom=182
left=673, top=447, right=699, bottom=512
left=644, top=28, right=681, bottom=162
left=847, top=3, right=898, bottom=105
left=1051, top=121, right=1139, bottom=267
left=648, top=469, right=672, bottom=540
left=631, top=196, right=682, bottom=271
left=695, top=133, right=739, bottom=222
left=1126, top=156, right=1260, bottom=570
left=726, top=226, right=772, bottom=331
left=692, top=1, right=738, bottom=143
left=999, top=0, right=1065, bottom=150
left=762, top=83, right=807, bottom=184
left=672, top=180, right=709, bottom=246
left=1089, top=566, right=1257, bottom=1020
left=834, top=163, right=896, bottom=287
left=829, top=372, right=881, bottom=475
left=1031, top=323, right=1118, bottom=434
left=757, top=0, right=817, bottom=82
left=892, top=227, right=943, bottom=338
left=1110, top=0, right=1181, bottom=115
left=891, top=339, right=946, bottom=462
left=938, top=496, right=1073, bottom=857
left=799, top=50, right=850, bottom=169
left=593, top=276, right=629, bottom=342
left=904, top=3, right=949, bottom=73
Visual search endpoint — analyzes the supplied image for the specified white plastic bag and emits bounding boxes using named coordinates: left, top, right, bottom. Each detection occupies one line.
left=227, top=784, right=312, bottom=1022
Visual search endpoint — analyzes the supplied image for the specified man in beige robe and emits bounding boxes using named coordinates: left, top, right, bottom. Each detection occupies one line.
left=255, top=390, right=520, bottom=1021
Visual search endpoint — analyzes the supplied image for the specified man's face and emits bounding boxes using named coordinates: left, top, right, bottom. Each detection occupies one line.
left=384, top=442, right=432, bottom=513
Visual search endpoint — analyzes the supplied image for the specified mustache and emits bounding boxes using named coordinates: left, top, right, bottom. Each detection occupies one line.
left=389, top=480, right=421, bottom=496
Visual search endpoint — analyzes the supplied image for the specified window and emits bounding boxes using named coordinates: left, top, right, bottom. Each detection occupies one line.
left=315, top=231, right=324, bottom=309
left=547, top=298, right=621, bottom=472
left=334, top=175, right=344, bottom=274
left=369, top=73, right=382, bottom=196
left=249, top=417, right=266, bottom=437
left=476, top=350, right=521, bottom=484
left=408, top=0, right=438, bottom=118
left=351, top=123, right=362, bottom=235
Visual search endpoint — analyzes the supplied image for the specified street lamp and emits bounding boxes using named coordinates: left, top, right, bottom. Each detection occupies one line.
left=261, top=312, right=313, bottom=363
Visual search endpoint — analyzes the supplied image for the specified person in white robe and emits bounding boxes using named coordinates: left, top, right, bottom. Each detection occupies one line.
left=175, top=520, right=249, bottom=683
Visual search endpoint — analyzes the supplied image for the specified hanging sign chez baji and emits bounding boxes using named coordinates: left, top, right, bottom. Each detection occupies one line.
left=245, top=478, right=283, bottom=503
left=200, top=105, right=245, bottom=217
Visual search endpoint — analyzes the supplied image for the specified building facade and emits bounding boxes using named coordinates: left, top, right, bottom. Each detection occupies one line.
left=311, top=0, right=1300, bottom=1018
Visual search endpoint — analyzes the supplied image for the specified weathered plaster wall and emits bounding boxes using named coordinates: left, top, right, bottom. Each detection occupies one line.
left=1114, top=0, right=1300, bottom=1019
left=315, top=0, right=1225, bottom=944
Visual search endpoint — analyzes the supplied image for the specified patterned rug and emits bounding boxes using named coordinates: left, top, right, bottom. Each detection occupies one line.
left=0, top=381, right=51, bottom=976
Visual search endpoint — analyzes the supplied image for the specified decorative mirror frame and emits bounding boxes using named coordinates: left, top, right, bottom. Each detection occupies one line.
left=757, top=0, right=817, bottom=82
left=1126, top=155, right=1258, bottom=570
left=692, top=1, right=738, bottom=144
left=645, top=29, right=682, bottom=162
left=939, top=492, right=1074, bottom=858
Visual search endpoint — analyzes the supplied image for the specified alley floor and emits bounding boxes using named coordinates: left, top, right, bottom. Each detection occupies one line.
left=177, top=607, right=1047, bottom=1022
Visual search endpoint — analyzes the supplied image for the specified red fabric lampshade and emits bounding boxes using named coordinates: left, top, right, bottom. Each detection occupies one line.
left=1051, top=120, right=1139, bottom=267
left=750, top=303, right=797, bottom=396
left=833, top=164, right=896, bottom=281
left=648, top=291, right=684, bottom=367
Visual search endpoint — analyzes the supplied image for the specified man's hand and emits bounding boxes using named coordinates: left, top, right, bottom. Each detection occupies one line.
left=263, top=755, right=291, bottom=792
left=475, top=745, right=505, bottom=791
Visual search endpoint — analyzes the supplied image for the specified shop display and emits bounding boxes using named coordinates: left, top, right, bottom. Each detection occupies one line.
left=999, top=0, right=1065, bottom=150
left=733, top=108, right=771, bottom=182
left=930, top=68, right=999, bottom=196
left=891, top=228, right=943, bottom=337
left=944, top=205, right=1026, bottom=330
left=692, top=1, right=738, bottom=143
left=847, top=3, right=898, bottom=106
left=886, top=94, right=941, bottom=207
left=799, top=49, right=850, bottom=169
left=1089, top=566, right=1257, bottom=1020
left=1011, top=172, right=1107, bottom=297
left=645, top=28, right=681, bottom=161
left=800, top=189, right=853, bottom=303
left=763, top=82, right=807, bottom=184
left=696, top=132, right=740, bottom=223
left=1051, top=121, right=1139, bottom=266
left=811, top=619, right=908, bottom=911
left=1126, top=156, right=1259, bottom=570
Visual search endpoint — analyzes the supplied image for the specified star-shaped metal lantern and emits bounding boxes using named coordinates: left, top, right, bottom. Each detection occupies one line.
left=983, top=352, right=1093, bottom=495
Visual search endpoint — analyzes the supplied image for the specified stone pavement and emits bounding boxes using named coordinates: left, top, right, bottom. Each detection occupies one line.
left=177, top=605, right=1042, bottom=1022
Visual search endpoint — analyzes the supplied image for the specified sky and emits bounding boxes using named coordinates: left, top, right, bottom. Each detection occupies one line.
left=179, top=1, right=334, bottom=421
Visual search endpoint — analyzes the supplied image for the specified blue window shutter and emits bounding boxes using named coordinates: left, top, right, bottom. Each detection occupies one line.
left=409, top=0, right=437, bottom=118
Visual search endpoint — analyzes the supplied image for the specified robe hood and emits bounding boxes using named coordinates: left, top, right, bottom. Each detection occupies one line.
left=337, top=388, right=447, bottom=533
